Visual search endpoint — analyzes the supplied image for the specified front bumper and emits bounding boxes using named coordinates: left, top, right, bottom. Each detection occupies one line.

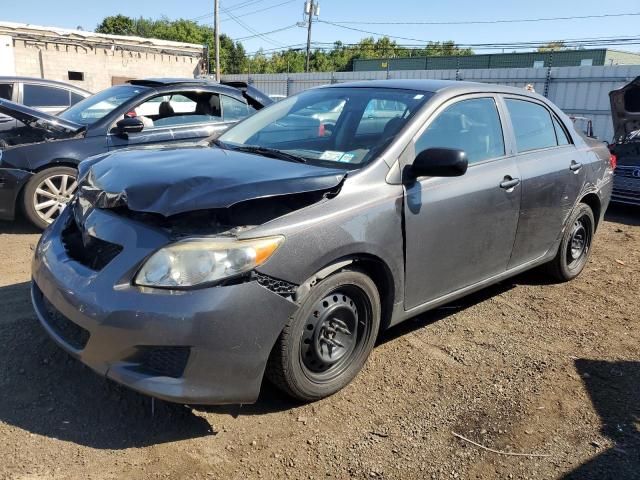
left=0, top=167, right=32, bottom=220
left=31, top=206, right=298, bottom=405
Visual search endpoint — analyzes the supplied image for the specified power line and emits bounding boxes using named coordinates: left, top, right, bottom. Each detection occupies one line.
left=220, top=3, right=285, bottom=47
left=243, top=35, right=640, bottom=56
left=318, top=20, right=440, bottom=43
left=318, top=20, right=640, bottom=49
left=222, top=0, right=267, bottom=13
left=321, top=11, right=640, bottom=26
left=198, top=0, right=297, bottom=23
left=234, top=23, right=299, bottom=41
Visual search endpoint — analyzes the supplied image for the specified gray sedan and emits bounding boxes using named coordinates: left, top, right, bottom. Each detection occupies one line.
left=32, top=80, right=613, bottom=405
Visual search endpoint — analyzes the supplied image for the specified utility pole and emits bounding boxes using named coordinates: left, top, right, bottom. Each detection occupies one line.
left=304, top=0, right=319, bottom=72
left=214, top=0, right=221, bottom=81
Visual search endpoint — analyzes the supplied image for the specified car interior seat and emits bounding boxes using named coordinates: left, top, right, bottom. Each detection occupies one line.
left=158, top=101, right=175, bottom=119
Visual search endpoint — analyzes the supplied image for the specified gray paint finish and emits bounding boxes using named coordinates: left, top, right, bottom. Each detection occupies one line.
left=32, top=79, right=613, bottom=404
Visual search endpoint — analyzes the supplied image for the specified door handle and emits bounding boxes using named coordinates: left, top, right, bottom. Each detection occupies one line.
left=500, top=177, right=521, bottom=190
left=570, top=161, right=583, bottom=172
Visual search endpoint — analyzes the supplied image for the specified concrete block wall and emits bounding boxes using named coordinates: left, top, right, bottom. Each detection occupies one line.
left=12, top=40, right=201, bottom=93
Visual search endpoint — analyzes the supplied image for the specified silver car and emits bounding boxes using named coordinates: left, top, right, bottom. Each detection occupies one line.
left=32, top=80, right=614, bottom=405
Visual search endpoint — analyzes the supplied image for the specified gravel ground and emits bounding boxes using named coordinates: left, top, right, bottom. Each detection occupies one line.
left=0, top=205, right=638, bottom=480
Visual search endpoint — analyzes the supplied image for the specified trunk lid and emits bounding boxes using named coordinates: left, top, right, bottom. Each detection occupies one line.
left=609, top=76, right=640, bottom=142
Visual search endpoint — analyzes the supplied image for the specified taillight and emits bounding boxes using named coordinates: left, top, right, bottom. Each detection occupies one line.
left=609, top=153, right=617, bottom=170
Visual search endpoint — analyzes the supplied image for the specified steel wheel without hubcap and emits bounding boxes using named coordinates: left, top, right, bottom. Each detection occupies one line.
left=566, top=215, right=592, bottom=269
left=266, top=270, right=380, bottom=401
left=32, top=173, right=78, bottom=225
left=299, top=286, right=372, bottom=382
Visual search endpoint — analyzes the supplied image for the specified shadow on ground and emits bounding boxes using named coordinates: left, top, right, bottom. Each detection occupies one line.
left=605, top=203, right=640, bottom=227
left=0, top=217, right=40, bottom=235
left=0, top=281, right=215, bottom=449
left=562, top=359, right=640, bottom=479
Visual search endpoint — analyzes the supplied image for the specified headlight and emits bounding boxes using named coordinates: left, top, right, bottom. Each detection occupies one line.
left=135, top=236, right=284, bottom=288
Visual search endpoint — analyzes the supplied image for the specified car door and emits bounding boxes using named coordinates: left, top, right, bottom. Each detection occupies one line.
left=0, top=82, right=17, bottom=131
left=107, top=93, right=189, bottom=150
left=502, top=96, right=586, bottom=268
left=403, top=95, right=521, bottom=309
left=108, top=91, right=229, bottom=150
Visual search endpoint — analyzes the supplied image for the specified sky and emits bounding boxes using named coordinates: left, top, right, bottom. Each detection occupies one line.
left=2, top=0, right=639, bottom=56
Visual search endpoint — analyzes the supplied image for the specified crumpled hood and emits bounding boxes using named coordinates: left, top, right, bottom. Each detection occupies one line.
left=77, top=146, right=347, bottom=217
left=609, top=76, right=640, bottom=141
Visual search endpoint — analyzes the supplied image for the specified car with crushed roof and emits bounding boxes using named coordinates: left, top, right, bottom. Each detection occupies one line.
left=0, top=78, right=270, bottom=229
left=32, top=79, right=614, bottom=405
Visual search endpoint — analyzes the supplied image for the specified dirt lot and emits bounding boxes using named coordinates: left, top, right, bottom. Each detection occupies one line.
left=0, top=205, right=638, bottom=480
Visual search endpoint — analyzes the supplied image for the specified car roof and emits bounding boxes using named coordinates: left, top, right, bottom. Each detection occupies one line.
left=0, top=76, right=92, bottom=95
left=128, top=78, right=252, bottom=98
left=129, top=78, right=221, bottom=87
left=323, top=79, right=539, bottom=97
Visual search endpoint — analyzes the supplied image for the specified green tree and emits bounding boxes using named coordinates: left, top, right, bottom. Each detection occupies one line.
left=96, top=15, right=472, bottom=74
left=537, top=41, right=567, bottom=52
left=95, top=15, right=136, bottom=36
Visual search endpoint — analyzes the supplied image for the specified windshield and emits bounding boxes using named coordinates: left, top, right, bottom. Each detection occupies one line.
left=59, top=85, right=149, bottom=126
left=218, top=87, right=432, bottom=167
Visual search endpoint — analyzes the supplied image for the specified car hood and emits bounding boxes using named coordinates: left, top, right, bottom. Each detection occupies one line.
left=77, top=146, right=347, bottom=217
left=0, top=99, right=84, bottom=134
left=609, top=76, right=640, bottom=141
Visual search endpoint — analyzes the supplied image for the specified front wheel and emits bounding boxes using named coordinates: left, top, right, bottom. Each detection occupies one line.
left=266, top=270, right=381, bottom=402
left=23, top=166, right=78, bottom=230
left=544, top=203, right=595, bottom=282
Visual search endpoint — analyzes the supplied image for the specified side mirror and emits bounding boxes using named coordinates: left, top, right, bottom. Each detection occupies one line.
left=409, top=148, right=468, bottom=178
left=116, top=117, right=144, bottom=136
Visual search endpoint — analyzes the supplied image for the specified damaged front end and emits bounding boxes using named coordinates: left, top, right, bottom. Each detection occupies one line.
left=68, top=146, right=346, bottom=290
left=0, top=99, right=84, bottom=150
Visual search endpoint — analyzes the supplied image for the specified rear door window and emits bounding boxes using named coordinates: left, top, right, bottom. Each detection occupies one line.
left=415, top=97, right=505, bottom=165
left=23, top=84, right=71, bottom=108
left=552, top=116, right=571, bottom=145
left=505, top=99, right=557, bottom=152
left=133, top=92, right=222, bottom=129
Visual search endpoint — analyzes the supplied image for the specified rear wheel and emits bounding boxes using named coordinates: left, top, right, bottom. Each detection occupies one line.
left=23, top=166, right=78, bottom=230
left=544, top=203, right=595, bottom=282
left=266, top=270, right=381, bottom=402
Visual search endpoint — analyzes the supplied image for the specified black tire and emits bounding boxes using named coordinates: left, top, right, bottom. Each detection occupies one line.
left=23, top=166, right=78, bottom=230
left=544, top=203, right=595, bottom=282
left=266, top=270, right=381, bottom=402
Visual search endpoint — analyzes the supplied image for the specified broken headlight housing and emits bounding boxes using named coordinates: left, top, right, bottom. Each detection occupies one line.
left=135, top=236, right=284, bottom=288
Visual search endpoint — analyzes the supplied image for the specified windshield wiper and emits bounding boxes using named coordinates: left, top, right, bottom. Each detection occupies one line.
left=216, top=142, right=307, bottom=163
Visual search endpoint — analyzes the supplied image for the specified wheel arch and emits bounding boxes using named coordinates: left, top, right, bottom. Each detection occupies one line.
left=579, top=192, right=602, bottom=231
left=295, top=253, right=396, bottom=333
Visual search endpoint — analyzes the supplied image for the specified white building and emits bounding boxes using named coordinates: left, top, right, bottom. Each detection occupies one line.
left=0, top=21, right=205, bottom=93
